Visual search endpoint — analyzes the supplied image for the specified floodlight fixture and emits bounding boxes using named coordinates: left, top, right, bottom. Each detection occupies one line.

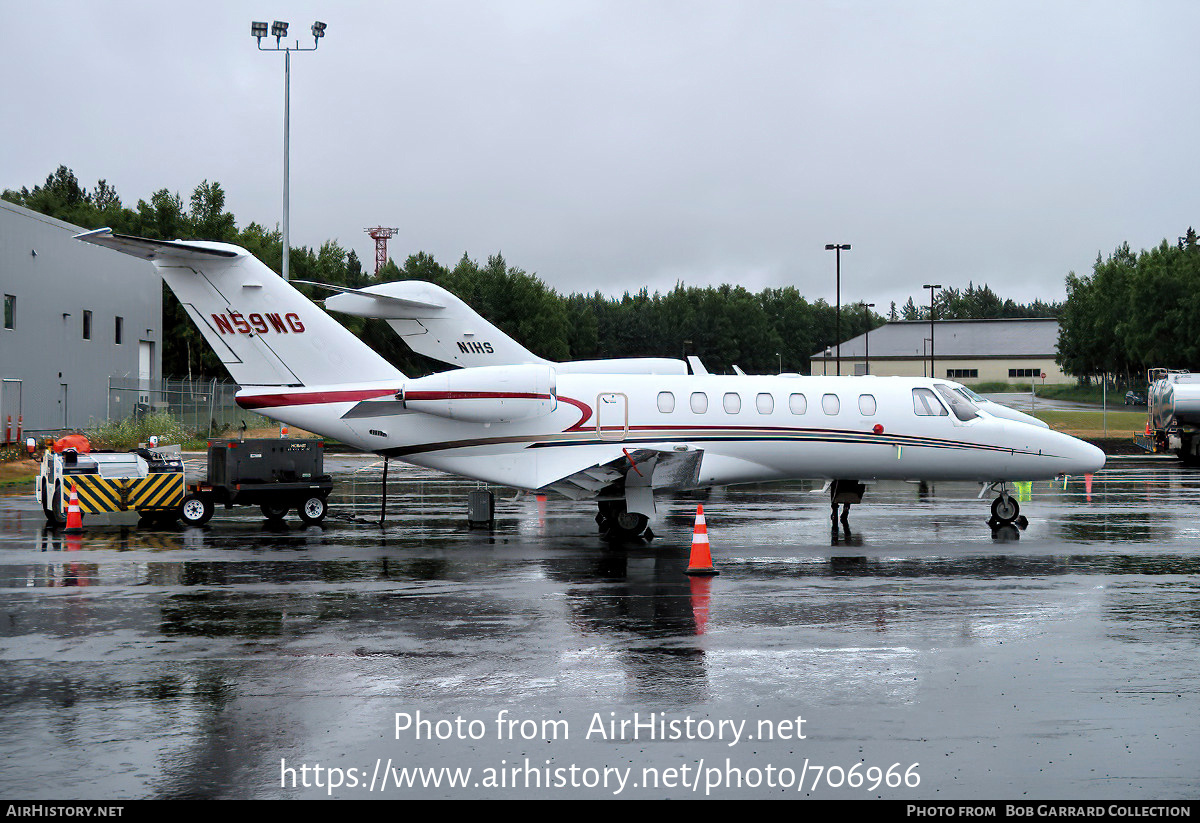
left=248, top=19, right=328, bottom=280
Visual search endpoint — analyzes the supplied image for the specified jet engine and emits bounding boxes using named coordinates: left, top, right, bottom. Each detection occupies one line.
left=401, top=364, right=557, bottom=423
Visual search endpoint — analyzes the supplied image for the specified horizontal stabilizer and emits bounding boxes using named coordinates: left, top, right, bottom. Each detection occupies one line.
left=295, top=281, right=444, bottom=315
left=75, top=228, right=240, bottom=261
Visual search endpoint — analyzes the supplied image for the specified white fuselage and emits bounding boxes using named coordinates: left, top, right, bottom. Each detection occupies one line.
left=237, top=372, right=1105, bottom=493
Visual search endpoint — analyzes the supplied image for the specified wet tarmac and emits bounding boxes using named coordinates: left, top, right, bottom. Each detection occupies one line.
left=0, top=454, right=1197, bottom=800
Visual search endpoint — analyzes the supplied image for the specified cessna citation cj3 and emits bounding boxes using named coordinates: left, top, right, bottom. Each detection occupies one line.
left=77, top=230, right=1105, bottom=538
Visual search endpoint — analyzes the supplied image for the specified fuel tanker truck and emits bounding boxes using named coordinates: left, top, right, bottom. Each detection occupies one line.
left=1144, top=368, right=1200, bottom=463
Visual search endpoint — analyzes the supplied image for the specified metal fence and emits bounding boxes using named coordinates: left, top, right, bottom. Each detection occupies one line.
left=106, top=376, right=272, bottom=437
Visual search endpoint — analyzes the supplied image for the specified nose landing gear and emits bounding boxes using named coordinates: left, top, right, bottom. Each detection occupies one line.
left=985, top=484, right=1028, bottom=529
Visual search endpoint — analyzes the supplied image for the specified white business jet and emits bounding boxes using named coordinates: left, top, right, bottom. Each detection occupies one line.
left=77, top=230, right=1104, bottom=538
left=303, top=277, right=1051, bottom=432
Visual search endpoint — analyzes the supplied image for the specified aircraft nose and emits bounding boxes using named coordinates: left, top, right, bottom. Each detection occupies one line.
left=1061, top=433, right=1106, bottom=475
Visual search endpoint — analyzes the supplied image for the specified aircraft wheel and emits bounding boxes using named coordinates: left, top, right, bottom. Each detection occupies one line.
left=180, top=494, right=214, bottom=526
left=260, top=502, right=289, bottom=521
left=990, top=494, right=1019, bottom=523
left=298, top=496, right=327, bottom=525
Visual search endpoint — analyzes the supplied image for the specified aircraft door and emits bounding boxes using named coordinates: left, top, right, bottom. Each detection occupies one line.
left=596, top=392, right=628, bottom=441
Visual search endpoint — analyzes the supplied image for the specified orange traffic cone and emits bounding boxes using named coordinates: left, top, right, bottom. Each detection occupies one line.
left=65, top=484, right=83, bottom=533
left=685, top=504, right=718, bottom=576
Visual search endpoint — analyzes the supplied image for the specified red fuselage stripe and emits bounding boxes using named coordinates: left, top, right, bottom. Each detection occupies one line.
left=237, top=388, right=398, bottom=409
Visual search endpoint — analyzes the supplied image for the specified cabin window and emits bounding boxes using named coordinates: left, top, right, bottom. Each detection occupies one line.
left=935, top=385, right=979, bottom=421
left=82, top=310, right=92, bottom=340
left=756, top=393, right=774, bottom=414
left=821, top=393, right=840, bottom=415
left=114, top=316, right=123, bottom=345
left=723, top=392, right=741, bottom=414
left=690, top=392, right=708, bottom=413
left=858, top=394, right=877, bottom=416
left=788, top=393, right=807, bottom=414
left=3, top=295, right=13, bottom=330
left=657, top=391, right=675, bottom=413
left=913, top=387, right=949, bottom=416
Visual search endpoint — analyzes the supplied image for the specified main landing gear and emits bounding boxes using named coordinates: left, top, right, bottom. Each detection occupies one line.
left=829, top=480, right=866, bottom=537
left=596, top=500, right=654, bottom=541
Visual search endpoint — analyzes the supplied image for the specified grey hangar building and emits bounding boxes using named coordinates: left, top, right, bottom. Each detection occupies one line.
left=0, top=200, right=161, bottom=443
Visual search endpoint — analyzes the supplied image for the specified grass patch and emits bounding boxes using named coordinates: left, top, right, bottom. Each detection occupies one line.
left=84, top=411, right=201, bottom=451
left=1032, top=409, right=1146, bottom=437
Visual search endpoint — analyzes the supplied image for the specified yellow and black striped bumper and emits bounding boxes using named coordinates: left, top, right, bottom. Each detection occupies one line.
left=65, top=472, right=185, bottom=514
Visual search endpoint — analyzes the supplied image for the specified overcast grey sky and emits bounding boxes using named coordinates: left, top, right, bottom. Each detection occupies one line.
left=3, top=1, right=1198, bottom=311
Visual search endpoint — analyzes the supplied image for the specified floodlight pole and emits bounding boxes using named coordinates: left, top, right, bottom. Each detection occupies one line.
left=252, top=21, right=327, bottom=281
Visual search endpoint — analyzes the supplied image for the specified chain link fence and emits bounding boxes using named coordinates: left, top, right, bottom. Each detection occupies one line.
left=106, top=376, right=272, bottom=438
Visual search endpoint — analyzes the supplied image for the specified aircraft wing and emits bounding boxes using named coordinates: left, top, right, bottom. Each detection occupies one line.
left=539, top=446, right=704, bottom=500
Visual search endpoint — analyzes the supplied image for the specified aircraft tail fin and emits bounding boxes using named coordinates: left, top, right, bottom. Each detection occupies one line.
left=319, top=280, right=547, bottom=369
left=76, top=229, right=404, bottom=388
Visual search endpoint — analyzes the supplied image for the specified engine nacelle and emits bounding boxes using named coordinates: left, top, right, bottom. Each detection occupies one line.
left=402, top=364, right=557, bottom=423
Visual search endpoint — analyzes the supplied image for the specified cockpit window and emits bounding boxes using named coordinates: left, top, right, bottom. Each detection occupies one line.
left=955, top=386, right=985, bottom=403
left=935, top=385, right=979, bottom=421
left=912, top=387, right=948, bottom=416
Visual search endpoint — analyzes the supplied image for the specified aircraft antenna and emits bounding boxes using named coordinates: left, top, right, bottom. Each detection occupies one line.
left=365, top=226, right=399, bottom=275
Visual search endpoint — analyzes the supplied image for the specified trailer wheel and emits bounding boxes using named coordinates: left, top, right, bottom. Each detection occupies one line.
left=180, top=494, right=214, bottom=526
left=260, top=503, right=289, bottom=521
left=298, top=496, right=328, bottom=525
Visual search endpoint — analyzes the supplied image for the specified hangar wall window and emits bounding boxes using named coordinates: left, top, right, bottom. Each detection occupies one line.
left=789, top=393, right=807, bottom=414
left=821, top=393, right=840, bottom=415
left=756, top=393, right=774, bottom=414
left=115, top=316, right=124, bottom=345
left=858, top=394, right=877, bottom=415
left=1009, top=368, right=1040, bottom=378
left=690, top=392, right=708, bottom=414
left=946, top=369, right=977, bottom=379
left=82, top=310, right=92, bottom=340
left=913, top=387, right=948, bottom=416
left=3, top=295, right=13, bottom=330
left=723, top=392, right=741, bottom=413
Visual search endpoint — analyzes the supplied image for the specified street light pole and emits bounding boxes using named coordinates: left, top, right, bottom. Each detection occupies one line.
left=825, top=244, right=851, bottom=375
left=251, top=20, right=327, bottom=281
left=923, top=284, right=941, bottom=379
left=858, top=302, right=875, bottom=375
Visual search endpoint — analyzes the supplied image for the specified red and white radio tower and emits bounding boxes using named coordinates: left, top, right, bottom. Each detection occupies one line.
left=364, top=226, right=399, bottom=275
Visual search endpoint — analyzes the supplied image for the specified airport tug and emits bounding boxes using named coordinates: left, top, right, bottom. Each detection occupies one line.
left=36, top=435, right=185, bottom=525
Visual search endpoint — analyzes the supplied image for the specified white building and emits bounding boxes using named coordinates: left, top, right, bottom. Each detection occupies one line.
left=810, top=318, right=1068, bottom=385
